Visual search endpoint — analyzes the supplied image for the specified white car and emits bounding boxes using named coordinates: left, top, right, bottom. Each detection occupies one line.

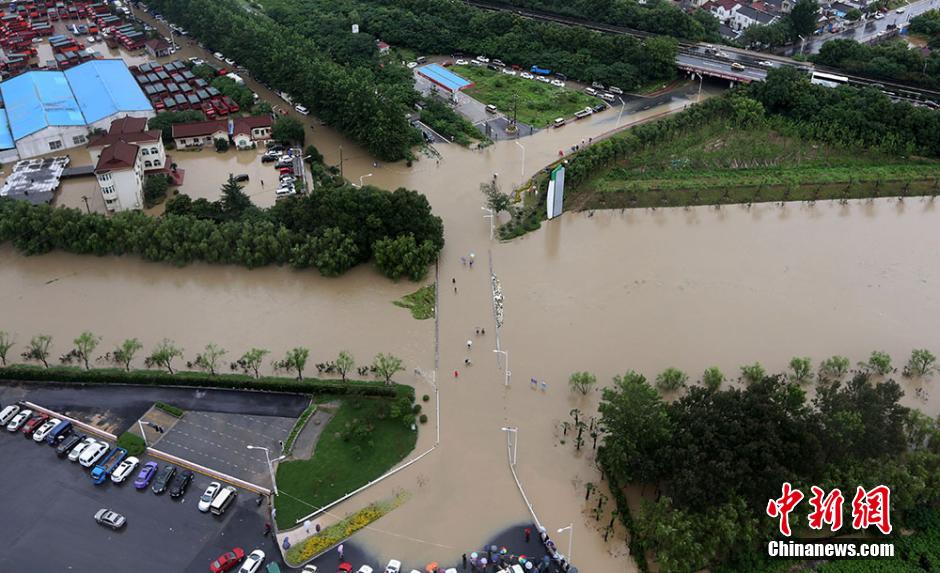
left=385, top=561, right=401, bottom=573
left=551, top=79, right=565, bottom=87
left=32, top=418, right=61, bottom=442
left=295, top=104, right=310, bottom=115
left=495, top=566, right=523, bottom=573
left=758, top=60, right=775, bottom=67
left=69, top=437, right=97, bottom=462
left=357, top=567, right=374, bottom=573
left=609, top=86, right=623, bottom=95
left=198, top=481, right=222, bottom=512
left=188, top=57, right=205, bottom=66
left=874, top=12, right=885, bottom=19
left=470, top=59, right=483, bottom=66
left=239, top=550, right=265, bottom=573
left=502, top=68, right=517, bottom=76
left=0, top=404, right=20, bottom=425
left=6, top=409, right=32, bottom=432
left=213, top=52, right=224, bottom=60
left=455, top=59, right=468, bottom=65
left=536, top=76, right=551, bottom=83
left=895, top=6, right=905, bottom=13
left=407, top=61, right=418, bottom=69
left=79, top=441, right=109, bottom=468
left=476, top=55, right=490, bottom=63
left=111, top=456, right=139, bottom=483
left=520, top=72, right=534, bottom=79
left=224, top=57, right=236, bottom=66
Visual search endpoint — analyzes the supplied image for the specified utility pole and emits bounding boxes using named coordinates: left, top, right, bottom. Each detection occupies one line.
left=81, top=195, right=90, bottom=214
left=512, top=92, right=518, bottom=127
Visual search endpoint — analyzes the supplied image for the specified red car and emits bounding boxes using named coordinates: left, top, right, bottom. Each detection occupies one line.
left=22, top=413, right=49, bottom=437
left=209, top=547, right=245, bottom=572
left=337, top=564, right=353, bottom=573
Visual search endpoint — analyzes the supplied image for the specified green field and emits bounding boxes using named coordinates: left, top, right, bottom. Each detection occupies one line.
left=572, top=121, right=940, bottom=210
left=393, top=284, right=435, bottom=320
left=454, top=64, right=597, bottom=128
left=274, top=396, right=417, bottom=528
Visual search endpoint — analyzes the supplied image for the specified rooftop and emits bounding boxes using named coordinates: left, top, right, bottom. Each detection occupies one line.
left=0, top=155, right=70, bottom=204
left=171, top=116, right=273, bottom=139
left=95, top=140, right=139, bottom=171
left=416, top=63, right=473, bottom=93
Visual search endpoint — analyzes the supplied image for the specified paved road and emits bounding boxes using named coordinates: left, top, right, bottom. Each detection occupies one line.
left=803, top=0, right=940, bottom=54
left=0, top=430, right=281, bottom=572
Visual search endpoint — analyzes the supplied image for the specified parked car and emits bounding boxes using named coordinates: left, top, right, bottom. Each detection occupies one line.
left=239, top=549, right=265, bottom=573
left=609, top=86, right=623, bottom=95
left=56, top=433, right=85, bottom=457
left=492, top=59, right=505, bottom=67
left=32, top=418, right=61, bottom=443
left=550, top=79, right=564, bottom=87
left=536, top=76, right=551, bottom=83
left=553, top=117, right=566, bottom=128
left=874, top=11, right=885, bottom=19
left=111, top=456, right=140, bottom=484
left=555, top=73, right=568, bottom=81
left=406, top=61, right=418, bottom=69
left=584, top=87, right=597, bottom=96
left=45, top=420, right=72, bottom=445
left=134, top=461, right=159, bottom=489
left=295, top=104, right=310, bottom=115
left=0, top=404, right=20, bottom=425
left=455, top=59, right=468, bottom=65
left=476, top=55, right=490, bottom=63
left=210, top=486, right=238, bottom=515
left=385, top=561, right=401, bottom=573
left=152, top=464, right=176, bottom=494
left=94, top=508, right=126, bottom=530
left=22, top=413, right=49, bottom=437
left=730, top=62, right=746, bottom=71
left=591, top=81, right=605, bottom=90
left=501, top=68, right=517, bottom=76
left=79, top=441, right=109, bottom=468
left=485, top=104, right=497, bottom=114
left=234, top=174, right=250, bottom=182
left=261, top=153, right=280, bottom=163
left=758, top=60, right=775, bottom=67
left=336, top=564, right=353, bottom=573
left=213, top=52, right=224, bottom=60
left=199, top=481, right=222, bottom=512
left=211, top=547, right=246, bottom=573
left=357, top=567, right=374, bottom=573
left=895, top=6, right=905, bottom=13
left=224, top=57, right=236, bottom=66
left=169, top=470, right=194, bottom=498
left=69, top=437, right=97, bottom=462
left=519, top=72, right=534, bottom=80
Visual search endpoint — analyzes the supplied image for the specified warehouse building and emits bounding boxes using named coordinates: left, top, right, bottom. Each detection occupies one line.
left=0, top=59, right=154, bottom=160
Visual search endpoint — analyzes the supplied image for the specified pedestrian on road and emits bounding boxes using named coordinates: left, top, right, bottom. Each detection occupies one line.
left=481, top=328, right=485, bottom=335
left=260, top=179, right=264, bottom=187
left=540, top=380, right=548, bottom=391
left=467, top=340, right=473, bottom=350
left=464, top=357, right=472, bottom=366
left=454, top=286, right=458, bottom=294
left=452, top=277, right=456, bottom=284
left=454, top=370, right=459, bottom=378
left=462, top=553, right=468, bottom=569
left=469, top=259, right=473, bottom=268
left=531, top=378, right=537, bottom=389
left=475, top=327, right=480, bottom=335
left=525, top=527, right=531, bottom=542
left=338, top=544, right=344, bottom=560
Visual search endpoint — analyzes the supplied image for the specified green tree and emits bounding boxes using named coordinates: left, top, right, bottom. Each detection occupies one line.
left=145, top=338, right=184, bottom=374
left=656, top=367, right=688, bottom=392
left=569, top=371, right=597, bottom=395
left=372, top=234, right=438, bottom=281
left=372, top=353, right=404, bottom=385
left=237, top=348, right=269, bottom=378
left=906, top=349, right=937, bottom=377
left=598, top=370, right=672, bottom=483
left=481, top=180, right=512, bottom=215
left=194, top=343, right=227, bottom=375
left=845, top=8, right=862, bottom=21
left=304, top=144, right=324, bottom=165
left=860, top=350, right=893, bottom=375
left=277, top=347, right=310, bottom=380
left=311, top=228, right=360, bottom=276
left=740, top=362, right=766, bottom=384
left=143, top=174, right=170, bottom=208
left=0, top=331, right=14, bottom=366
left=788, top=356, right=813, bottom=384
left=789, top=0, right=820, bottom=39
left=336, top=350, right=354, bottom=382
left=818, top=355, right=850, bottom=382
left=73, top=331, right=101, bottom=370
left=702, top=366, right=725, bottom=392
left=22, top=334, right=52, bottom=368
left=213, top=137, right=230, bottom=152
left=112, top=338, right=143, bottom=371
left=220, top=174, right=252, bottom=218
left=272, top=116, right=305, bottom=144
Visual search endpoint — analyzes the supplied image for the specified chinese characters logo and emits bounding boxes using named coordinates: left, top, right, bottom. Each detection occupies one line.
left=767, top=483, right=891, bottom=536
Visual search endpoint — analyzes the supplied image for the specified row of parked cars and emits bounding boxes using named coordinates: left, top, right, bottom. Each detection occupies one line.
left=261, top=143, right=301, bottom=198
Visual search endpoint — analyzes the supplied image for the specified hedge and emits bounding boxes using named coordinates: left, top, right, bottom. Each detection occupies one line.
left=117, top=431, right=146, bottom=456
left=0, top=365, right=412, bottom=400
left=282, top=402, right=317, bottom=457
left=154, top=401, right=184, bottom=417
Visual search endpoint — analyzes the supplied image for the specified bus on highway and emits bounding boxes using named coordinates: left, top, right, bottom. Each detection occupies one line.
left=811, top=71, right=849, bottom=88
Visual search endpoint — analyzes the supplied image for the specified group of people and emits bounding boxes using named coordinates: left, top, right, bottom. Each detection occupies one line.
left=453, top=525, right=576, bottom=573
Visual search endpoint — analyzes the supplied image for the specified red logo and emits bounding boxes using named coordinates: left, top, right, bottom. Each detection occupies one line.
left=851, top=485, right=892, bottom=535
left=767, top=482, right=804, bottom=537
left=767, top=484, right=892, bottom=536
left=807, top=486, right=844, bottom=531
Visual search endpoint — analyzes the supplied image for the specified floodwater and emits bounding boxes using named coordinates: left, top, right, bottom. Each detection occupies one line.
left=6, top=14, right=940, bottom=573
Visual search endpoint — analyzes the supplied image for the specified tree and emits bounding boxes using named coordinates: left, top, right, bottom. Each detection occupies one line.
left=22, top=334, right=52, bottom=368
left=569, top=371, right=597, bottom=395
left=0, top=331, right=14, bottom=366
left=112, top=338, right=143, bottom=371
left=372, top=353, right=404, bottom=385
left=72, top=331, right=101, bottom=370
left=194, top=343, right=227, bottom=375
left=272, top=117, right=305, bottom=144
left=372, top=234, right=438, bottom=281
left=702, top=367, right=725, bottom=392
left=145, top=338, right=184, bottom=374
left=860, top=350, right=893, bottom=375
left=788, top=0, right=820, bottom=39
left=336, top=350, right=354, bottom=382
left=213, top=137, right=229, bottom=152
left=236, top=348, right=269, bottom=378
left=143, top=174, right=170, bottom=208
left=310, top=228, right=360, bottom=276
left=656, top=367, right=688, bottom=392
left=788, top=356, right=813, bottom=384
left=481, top=180, right=512, bottom=215
left=818, top=355, right=850, bottom=382
left=220, top=175, right=252, bottom=218
left=598, top=370, right=672, bottom=483
left=304, top=144, right=324, bottom=165
left=906, top=349, right=937, bottom=377
left=276, top=347, right=310, bottom=380
left=740, top=362, right=766, bottom=384
left=845, top=8, right=862, bottom=21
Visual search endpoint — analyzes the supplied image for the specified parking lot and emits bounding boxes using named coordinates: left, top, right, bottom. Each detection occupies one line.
left=154, top=410, right=297, bottom=487
left=0, top=427, right=285, bottom=572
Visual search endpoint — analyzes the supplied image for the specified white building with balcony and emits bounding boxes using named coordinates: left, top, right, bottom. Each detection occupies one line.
left=89, top=117, right=164, bottom=212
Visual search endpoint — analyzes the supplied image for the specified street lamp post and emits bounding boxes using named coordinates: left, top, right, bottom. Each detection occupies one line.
left=557, top=524, right=574, bottom=562
left=246, top=445, right=285, bottom=496
left=482, top=206, right=494, bottom=241
left=798, top=35, right=806, bottom=56
left=616, top=96, right=626, bottom=126
left=500, top=426, right=518, bottom=465
left=514, top=140, right=525, bottom=178
left=137, top=419, right=150, bottom=448
left=358, top=173, right=373, bottom=187
left=492, top=349, right=510, bottom=387
left=696, top=73, right=703, bottom=104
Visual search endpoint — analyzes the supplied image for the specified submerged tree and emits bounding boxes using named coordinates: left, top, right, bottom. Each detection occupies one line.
left=335, top=350, right=355, bottom=382
left=72, top=331, right=101, bottom=370
left=276, top=347, right=310, bottom=380
left=372, top=353, right=404, bottom=385
left=818, top=355, right=850, bottom=382
left=22, top=334, right=53, bottom=368
left=236, top=348, right=270, bottom=379
left=702, top=367, right=725, bottom=392
left=569, top=371, right=598, bottom=395
left=145, top=339, right=184, bottom=374
left=194, top=343, right=227, bottom=376
left=656, top=367, right=689, bottom=392
left=111, top=338, right=143, bottom=372
left=788, top=356, right=813, bottom=384
left=906, top=349, right=937, bottom=378
left=740, top=362, right=766, bottom=384
left=860, top=350, right=893, bottom=376
left=0, top=331, right=14, bottom=366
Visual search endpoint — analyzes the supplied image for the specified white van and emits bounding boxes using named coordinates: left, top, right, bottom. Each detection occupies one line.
left=584, top=87, right=597, bottom=96
left=0, top=404, right=20, bottom=425
left=599, top=93, right=616, bottom=103
left=211, top=486, right=238, bottom=515
left=79, top=441, right=109, bottom=467
left=485, top=104, right=497, bottom=114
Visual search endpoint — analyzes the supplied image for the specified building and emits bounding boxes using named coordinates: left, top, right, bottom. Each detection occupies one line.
left=89, top=117, right=166, bottom=212
left=707, top=0, right=743, bottom=22
left=171, top=116, right=273, bottom=149
left=0, top=156, right=70, bottom=204
left=762, top=0, right=793, bottom=13
left=377, top=40, right=390, bottom=55
left=144, top=37, right=172, bottom=58
left=415, top=63, right=474, bottom=97
left=0, top=59, right=153, bottom=160
left=732, top=5, right=779, bottom=29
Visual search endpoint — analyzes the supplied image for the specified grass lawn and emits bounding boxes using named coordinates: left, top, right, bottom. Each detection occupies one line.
left=455, top=64, right=597, bottom=128
left=274, top=396, right=417, bottom=528
left=393, top=284, right=435, bottom=320
left=570, top=120, right=940, bottom=210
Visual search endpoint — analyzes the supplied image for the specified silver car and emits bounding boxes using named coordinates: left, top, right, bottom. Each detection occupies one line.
left=69, top=437, right=98, bottom=462
left=94, top=508, right=126, bottom=530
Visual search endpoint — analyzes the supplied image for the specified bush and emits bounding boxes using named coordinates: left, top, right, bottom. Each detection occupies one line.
left=655, top=367, right=688, bottom=392
left=282, top=403, right=317, bottom=456
left=154, top=401, right=184, bottom=417
left=117, top=431, right=146, bottom=456
left=419, top=413, right=428, bottom=424
left=213, top=137, right=229, bottom=152
left=422, top=394, right=430, bottom=402
left=412, top=404, right=422, bottom=414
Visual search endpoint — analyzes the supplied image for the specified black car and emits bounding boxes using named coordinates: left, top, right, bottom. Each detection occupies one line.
left=555, top=73, right=568, bottom=81
left=152, top=464, right=176, bottom=494
left=56, top=433, right=84, bottom=457
left=233, top=174, right=249, bottom=182
left=592, top=103, right=607, bottom=113
left=261, top=154, right=278, bottom=163
left=169, top=470, right=194, bottom=498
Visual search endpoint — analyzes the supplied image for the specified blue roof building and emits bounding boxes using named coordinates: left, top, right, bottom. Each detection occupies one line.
left=0, top=59, right=154, bottom=160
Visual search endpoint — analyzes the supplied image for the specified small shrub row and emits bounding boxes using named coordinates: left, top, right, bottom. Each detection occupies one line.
left=282, top=403, right=317, bottom=457
left=154, top=401, right=184, bottom=418
left=116, top=431, right=146, bottom=457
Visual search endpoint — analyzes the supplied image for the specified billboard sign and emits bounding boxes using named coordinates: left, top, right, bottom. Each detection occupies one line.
left=546, top=165, right=565, bottom=219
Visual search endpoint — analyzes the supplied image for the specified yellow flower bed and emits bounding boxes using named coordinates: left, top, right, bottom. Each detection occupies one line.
left=286, top=491, right=409, bottom=565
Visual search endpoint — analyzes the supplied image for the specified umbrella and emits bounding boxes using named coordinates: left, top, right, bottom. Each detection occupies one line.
left=490, top=545, right=498, bottom=552
left=480, top=558, right=487, bottom=566
left=470, top=552, right=478, bottom=560
left=425, top=563, right=438, bottom=573
left=525, top=563, right=533, bottom=570
left=500, top=547, right=508, bottom=555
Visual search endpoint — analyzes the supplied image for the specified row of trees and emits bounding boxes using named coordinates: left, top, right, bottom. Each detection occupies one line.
left=812, top=38, right=940, bottom=91
left=0, top=329, right=405, bottom=384
left=598, top=365, right=940, bottom=571
left=0, top=175, right=444, bottom=281
left=739, top=0, right=821, bottom=49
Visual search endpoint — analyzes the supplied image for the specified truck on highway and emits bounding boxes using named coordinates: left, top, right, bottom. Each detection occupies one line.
left=530, top=65, right=551, bottom=76
left=91, top=447, right=127, bottom=485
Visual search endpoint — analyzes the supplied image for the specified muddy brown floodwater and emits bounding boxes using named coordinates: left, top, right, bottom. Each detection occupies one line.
left=7, top=17, right=940, bottom=573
